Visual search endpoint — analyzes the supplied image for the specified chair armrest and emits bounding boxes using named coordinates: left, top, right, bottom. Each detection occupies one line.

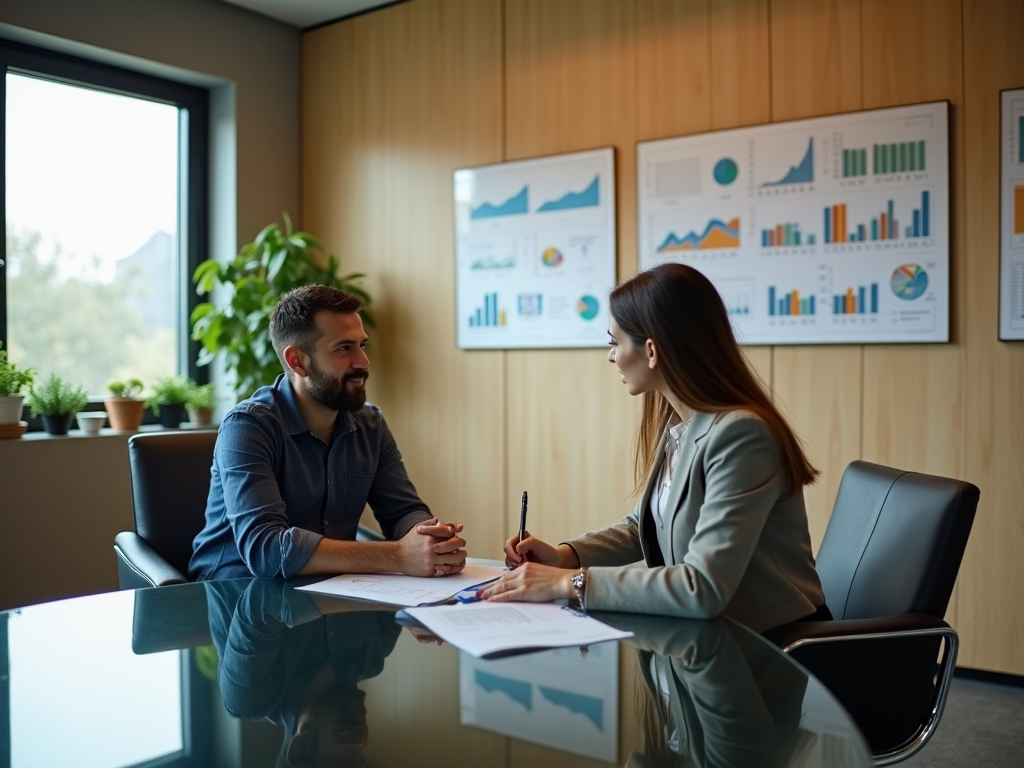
left=765, top=612, right=951, bottom=651
left=766, top=612, right=959, bottom=764
left=114, top=531, right=189, bottom=590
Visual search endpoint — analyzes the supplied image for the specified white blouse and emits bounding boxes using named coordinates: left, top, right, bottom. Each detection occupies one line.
left=648, top=416, right=694, bottom=528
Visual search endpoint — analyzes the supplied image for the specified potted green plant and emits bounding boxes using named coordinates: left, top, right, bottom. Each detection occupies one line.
left=186, top=381, right=215, bottom=426
left=25, top=373, right=89, bottom=436
left=191, top=214, right=373, bottom=401
left=148, top=374, right=193, bottom=429
left=0, top=341, right=35, bottom=430
left=105, top=378, right=146, bottom=431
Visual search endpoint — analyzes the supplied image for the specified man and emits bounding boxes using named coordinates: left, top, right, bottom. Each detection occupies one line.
left=189, top=285, right=466, bottom=581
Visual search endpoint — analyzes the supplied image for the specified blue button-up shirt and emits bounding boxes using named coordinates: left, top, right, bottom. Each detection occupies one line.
left=189, top=374, right=432, bottom=580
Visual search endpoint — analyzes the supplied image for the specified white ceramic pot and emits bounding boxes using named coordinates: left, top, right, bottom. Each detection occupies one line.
left=77, top=411, right=108, bottom=436
left=0, top=395, right=25, bottom=425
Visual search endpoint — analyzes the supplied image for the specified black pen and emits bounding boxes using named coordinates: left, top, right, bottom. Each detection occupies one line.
left=518, top=491, right=529, bottom=558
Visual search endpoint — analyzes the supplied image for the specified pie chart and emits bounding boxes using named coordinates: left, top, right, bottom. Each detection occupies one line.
left=542, top=247, right=564, bottom=267
left=890, top=264, right=929, bottom=300
left=713, top=158, right=738, bottom=185
left=577, top=295, right=600, bottom=321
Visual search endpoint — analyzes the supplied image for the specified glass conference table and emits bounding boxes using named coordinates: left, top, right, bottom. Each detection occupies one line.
left=2, top=578, right=872, bottom=768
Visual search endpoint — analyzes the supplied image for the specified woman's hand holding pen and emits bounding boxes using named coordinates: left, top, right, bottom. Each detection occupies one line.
left=502, top=532, right=581, bottom=570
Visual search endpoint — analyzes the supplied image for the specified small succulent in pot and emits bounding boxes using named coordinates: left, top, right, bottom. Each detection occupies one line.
left=104, top=378, right=146, bottom=431
left=25, top=373, right=89, bottom=435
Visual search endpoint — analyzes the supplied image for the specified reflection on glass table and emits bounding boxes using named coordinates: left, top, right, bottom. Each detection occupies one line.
left=2, top=579, right=872, bottom=768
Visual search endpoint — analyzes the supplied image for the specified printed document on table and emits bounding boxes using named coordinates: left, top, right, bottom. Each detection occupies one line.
left=295, top=563, right=506, bottom=607
left=404, top=601, right=633, bottom=658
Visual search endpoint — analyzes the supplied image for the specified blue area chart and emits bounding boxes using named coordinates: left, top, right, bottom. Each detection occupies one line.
left=762, top=138, right=814, bottom=186
left=475, top=670, right=532, bottom=710
left=472, top=186, right=529, bottom=219
left=538, top=687, right=603, bottom=730
left=538, top=176, right=599, bottom=212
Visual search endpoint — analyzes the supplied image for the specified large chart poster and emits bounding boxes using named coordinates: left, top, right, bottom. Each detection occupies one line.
left=454, top=149, right=616, bottom=349
left=638, top=102, right=949, bottom=344
left=1000, top=89, right=1024, bottom=340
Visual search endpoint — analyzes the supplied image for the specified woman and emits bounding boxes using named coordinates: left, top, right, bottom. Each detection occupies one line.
left=478, top=263, right=829, bottom=633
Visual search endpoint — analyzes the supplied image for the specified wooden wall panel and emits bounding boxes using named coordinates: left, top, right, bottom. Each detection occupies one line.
left=957, top=0, right=1024, bottom=674
left=504, top=0, right=640, bottom=549
left=860, top=0, right=965, bottom=467
left=708, top=0, right=774, bottom=387
left=302, top=0, right=509, bottom=561
left=769, top=0, right=864, bottom=548
left=860, top=0, right=967, bottom=632
left=636, top=0, right=711, bottom=142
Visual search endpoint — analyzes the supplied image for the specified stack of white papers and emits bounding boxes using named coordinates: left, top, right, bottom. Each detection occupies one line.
left=404, top=601, right=634, bottom=658
left=295, top=563, right=506, bottom=607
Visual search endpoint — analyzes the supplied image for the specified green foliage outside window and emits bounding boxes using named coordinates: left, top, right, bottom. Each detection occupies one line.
left=191, top=215, right=373, bottom=401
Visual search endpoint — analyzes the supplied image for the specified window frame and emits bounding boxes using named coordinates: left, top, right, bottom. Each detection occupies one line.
left=0, top=38, right=209, bottom=402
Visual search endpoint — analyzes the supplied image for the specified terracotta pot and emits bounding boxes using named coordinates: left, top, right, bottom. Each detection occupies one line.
left=0, top=394, right=25, bottom=425
left=188, top=406, right=214, bottom=427
left=104, top=397, right=145, bottom=431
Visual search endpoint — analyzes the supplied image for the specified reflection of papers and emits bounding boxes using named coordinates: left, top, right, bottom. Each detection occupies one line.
left=405, top=601, right=632, bottom=658
left=295, top=563, right=505, bottom=607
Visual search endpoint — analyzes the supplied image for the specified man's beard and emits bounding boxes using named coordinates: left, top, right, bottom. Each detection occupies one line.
left=306, top=354, right=368, bottom=413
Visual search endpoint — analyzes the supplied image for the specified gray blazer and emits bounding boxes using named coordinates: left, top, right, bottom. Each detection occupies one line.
left=567, top=410, right=824, bottom=633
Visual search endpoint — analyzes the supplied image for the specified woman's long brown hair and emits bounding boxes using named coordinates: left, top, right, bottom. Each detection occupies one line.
left=610, top=263, right=818, bottom=496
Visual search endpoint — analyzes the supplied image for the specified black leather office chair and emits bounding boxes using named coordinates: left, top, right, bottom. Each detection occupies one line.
left=765, top=461, right=979, bottom=766
left=115, top=431, right=220, bottom=589
left=114, top=430, right=389, bottom=590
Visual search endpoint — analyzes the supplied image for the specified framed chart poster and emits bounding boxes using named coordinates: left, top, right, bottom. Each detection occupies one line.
left=454, top=148, right=616, bottom=349
left=1000, top=88, right=1024, bottom=340
left=637, top=102, right=950, bottom=344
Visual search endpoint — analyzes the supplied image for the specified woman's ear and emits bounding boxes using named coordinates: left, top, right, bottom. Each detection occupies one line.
left=645, top=338, right=658, bottom=369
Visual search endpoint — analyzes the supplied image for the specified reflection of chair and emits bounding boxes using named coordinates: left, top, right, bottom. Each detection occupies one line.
left=765, top=461, right=979, bottom=766
left=114, top=430, right=387, bottom=590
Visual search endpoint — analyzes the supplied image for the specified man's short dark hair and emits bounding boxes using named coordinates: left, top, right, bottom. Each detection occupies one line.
left=269, top=285, right=363, bottom=371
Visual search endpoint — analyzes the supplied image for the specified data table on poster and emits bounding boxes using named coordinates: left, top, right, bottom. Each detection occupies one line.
left=638, top=102, right=949, bottom=344
left=1000, top=89, right=1024, bottom=340
left=454, top=148, right=616, bottom=349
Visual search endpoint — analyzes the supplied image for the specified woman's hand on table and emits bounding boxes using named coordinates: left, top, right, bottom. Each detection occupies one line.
left=477, top=562, right=575, bottom=603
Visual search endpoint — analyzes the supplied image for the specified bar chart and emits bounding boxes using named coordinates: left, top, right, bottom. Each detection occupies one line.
left=843, top=148, right=868, bottom=178
left=833, top=284, right=879, bottom=314
left=873, top=141, right=926, bottom=174
left=768, top=286, right=816, bottom=316
left=761, top=221, right=816, bottom=248
left=467, top=293, right=506, bottom=327
left=823, top=189, right=931, bottom=244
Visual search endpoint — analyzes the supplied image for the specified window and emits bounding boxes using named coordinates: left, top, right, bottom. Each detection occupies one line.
left=1, top=39, right=207, bottom=402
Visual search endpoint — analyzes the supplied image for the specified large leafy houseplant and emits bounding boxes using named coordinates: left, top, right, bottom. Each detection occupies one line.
left=191, top=215, right=372, bottom=400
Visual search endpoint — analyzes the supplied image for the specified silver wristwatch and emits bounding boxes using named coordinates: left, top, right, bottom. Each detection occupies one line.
left=571, top=568, right=587, bottom=609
